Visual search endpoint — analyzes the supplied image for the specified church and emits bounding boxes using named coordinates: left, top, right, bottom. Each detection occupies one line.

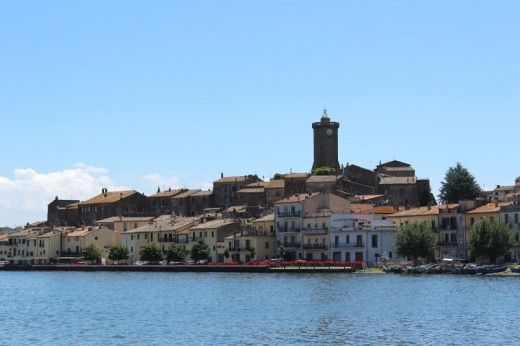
left=309, top=110, right=434, bottom=207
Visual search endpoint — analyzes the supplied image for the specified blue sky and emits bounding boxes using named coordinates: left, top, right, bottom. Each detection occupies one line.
left=1, top=1, right=519, bottom=226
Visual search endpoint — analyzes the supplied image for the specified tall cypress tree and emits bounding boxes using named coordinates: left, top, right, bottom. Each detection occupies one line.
left=439, top=162, right=482, bottom=204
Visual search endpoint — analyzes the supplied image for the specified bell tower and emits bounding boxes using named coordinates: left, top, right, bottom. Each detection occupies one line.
left=312, top=109, right=340, bottom=171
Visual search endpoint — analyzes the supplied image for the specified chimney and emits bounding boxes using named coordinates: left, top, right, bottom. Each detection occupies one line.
left=221, top=172, right=224, bottom=179
left=102, top=188, right=108, bottom=197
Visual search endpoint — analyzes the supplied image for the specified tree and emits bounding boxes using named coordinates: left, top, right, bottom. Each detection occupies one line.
left=249, top=247, right=256, bottom=261
left=272, top=173, right=287, bottom=180
left=191, top=239, right=211, bottom=262
left=139, top=243, right=164, bottom=264
left=438, top=162, right=482, bottom=204
left=83, top=244, right=102, bottom=263
left=469, top=219, right=515, bottom=264
left=394, top=222, right=437, bottom=262
left=166, top=243, right=186, bottom=263
left=108, top=245, right=129, bottom=264
left=224, top=249, right=230, bottom=262
left=311, top=166, right=336, bottom=176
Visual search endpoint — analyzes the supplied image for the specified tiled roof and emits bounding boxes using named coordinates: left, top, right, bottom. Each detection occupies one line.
left=383, top=167, right=414, bottom=172
left=265, top=180, right=285, bottom=189
left=372, top=206, right=404, bottom=214
left=285, top=173, right=308, bottom=179
left=237, top=188, right=264, bottom=194
left=189, top=219, right=235, bottom=230
left=252, top=214, right=275, bottom=222
left=350, top=204, right=376, bottom=214
left=214, top=175, right=260, bottom=183
left=192, top=190, right=213, bottom=197
left=148, top=189, right=183, bottom=198
left=379, top=177, right=416, bottom=185
left=466, top=202, right=513, bottom=214
left=247, top=182, right=266, bottom=188
left=79, top=190, right=139, bottom=205
left=172, top=189, right=200, bottom=199
left=96, top=216, right=154, bottom=223
left=306, top=175, right=341, bottom=183
left=274, top=192, right=321, bottom=204
left=357, top=195, right=384, bottom=201
left=67, top=229, right=93, bottom=237
left=225, top=205, right=247, bottom=213
left=387, top=204, right=458, bottom=217
left=494, top=185, right=515, bottom=192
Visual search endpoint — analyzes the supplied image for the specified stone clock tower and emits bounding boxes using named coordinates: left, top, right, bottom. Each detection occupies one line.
left=312, top=109, right=340, bottom=171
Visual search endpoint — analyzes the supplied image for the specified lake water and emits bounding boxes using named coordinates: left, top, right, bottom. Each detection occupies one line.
left=1, top=271, right=520, bottom=345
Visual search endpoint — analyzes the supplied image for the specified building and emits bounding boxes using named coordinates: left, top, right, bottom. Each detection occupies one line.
left=274, top=192, right=352, bottom=260
left=47, top=196, right=80, bottom=226
left=171, top=189, right=200, bottom=216
left=147, top=188, right=183, bottom=216
left=62, top=226, right=117, bottom=263
left=78, top=189, right=147, bottom=226
left=188, top=219, right=240, bottom=263
left=312, top=110, right=340, bottom=170
left=95, top=216, right=154, bottom=244
left=190, top=190, right=213, bottom=216
left=212, top=174, right=263, bottom=210
left=500, top=202, right=520, bottom=263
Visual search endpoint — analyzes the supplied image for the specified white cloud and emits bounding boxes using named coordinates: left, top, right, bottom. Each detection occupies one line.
left=0, top=164, right=125, bottom=227
left=141, top=173, right=181, bottom=190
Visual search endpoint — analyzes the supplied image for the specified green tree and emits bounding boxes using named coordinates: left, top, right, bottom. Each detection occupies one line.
left=191, top=239, right=211, bottom=262
left=139, top=243, right=164, bottom=264
left=311, top=166, right=336, bottom=176
left=469, top=219, right=515, bottom=264
left=82, top=244, right=102, bottom=263
left=224, top=249, right=230, bottom=262
left=394, top=222, right=437, bottom=262
left=249, top=247, right=256, bottom=261
left=166, top=243, right=186, bottom=263
left=439, top=162, right=482, bottom=204
left=108, top=244, right=129, bottom=264
left=272, top=173, right=287, bottom=180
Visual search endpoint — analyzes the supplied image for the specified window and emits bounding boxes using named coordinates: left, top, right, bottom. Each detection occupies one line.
left=95, top=237, right=98, bottom=240
left=372, top=234, right=378, bottom=248
left=505, top=214, right=509, bottom=224
left=516, top=214, right=519, bottom=224
left=265, top=242, right=269, bottom=249
left=211, top=231, right=214, bottom=237
left=399, top=188, right=405, bottom=195
left=470, top=218, right=475, bottom=226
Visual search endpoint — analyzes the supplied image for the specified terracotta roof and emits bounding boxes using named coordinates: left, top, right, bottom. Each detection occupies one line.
left=96, top=216, right=154, bottom=223
left=350, top=204, right=376, bottom=214
left=265, top=180, right=285, bottom=189
left=306, top=175, right=341, bottom=183
left=191, top=190, right=213, bottom=197
left=79, top=190, right=139, bottom=205
left=67, top=229, right=93, bottom=237
left=214, top=175, right=259, bottom=183
left=379, top=177, right=417, bottom=185
left=383, top=167, right=414, bottom=172
left=274, top=192, right=321, bottom=204
left=189, top=219, right=235, bottom=230
left=124, top=216, right=202, bottom=234
left=148, top=189, right=183, bottom=198
left=387, top=204, right=459, bottom=217
left=252, top=214, right=275, bottom=222
left=172, top=189, right=200, bottom=199
left=247, top=182, right=266, bottom=188
left=372, top=206, right=404, bottom=214
left=285, top=173, right=308, bottom=179
left=39, top=230, right=61, bottom=238
left=237, top=188, right=264, bottom=194
left=466, top=202, right=513, bottom=214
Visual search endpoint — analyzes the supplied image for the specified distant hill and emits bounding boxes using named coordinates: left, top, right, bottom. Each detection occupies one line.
left=0, top=227, right=16, bottom=234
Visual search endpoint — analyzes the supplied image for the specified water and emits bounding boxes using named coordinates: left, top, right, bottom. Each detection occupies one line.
left=1, top=272, right=520, bottom=345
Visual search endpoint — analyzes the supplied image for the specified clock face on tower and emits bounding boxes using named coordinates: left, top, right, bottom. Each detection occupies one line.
left=326, top=128, right=333, bottom=136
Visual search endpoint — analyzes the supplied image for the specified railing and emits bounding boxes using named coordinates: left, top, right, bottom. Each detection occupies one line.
left=277, top=228, right=301, bottom=233
left=228, top=247, right=253, bottom=252
left=301, top=228, right=328, bottom=235
left=283, top=242, right=302, bottom=248
left=438, top=241, right=458, bottom=247
left=303, top=244, right=327, bottom=250
left=331, top=243, right=365, bottom=248
left=277, top=211, right=302, bottom=217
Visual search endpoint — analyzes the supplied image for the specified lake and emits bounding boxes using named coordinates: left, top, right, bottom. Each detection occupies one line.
left=1, top=271, right=520, bottom=345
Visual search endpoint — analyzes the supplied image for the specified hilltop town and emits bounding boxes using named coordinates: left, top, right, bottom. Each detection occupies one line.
left=1, top=112, right=519, bottom=266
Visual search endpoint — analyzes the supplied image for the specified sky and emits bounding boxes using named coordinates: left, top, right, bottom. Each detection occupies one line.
left=1, top=1, right=519, bottom=227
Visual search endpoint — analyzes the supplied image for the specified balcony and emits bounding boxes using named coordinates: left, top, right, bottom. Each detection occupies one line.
left=277, top=227, right=301, bottom=233
left=301, top=228, right=328, bottom=235
left=283, top=242, right=302, bottom=248
left=277, top=211, right=302, bottom=218
left=303, top=244, right=327, bottom=250
left=228, top=247, right=253, bottom=252
left=438, top=241, right=458, bottom=247
left=331, top=243, right=365, bottom=248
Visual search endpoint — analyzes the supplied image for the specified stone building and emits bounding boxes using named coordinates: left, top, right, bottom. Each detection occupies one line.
left=312, top=109, right=340, bottom=170
left=47, top=197, right=80, bottom=227
left=212, top=174, right=262, bottom=210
